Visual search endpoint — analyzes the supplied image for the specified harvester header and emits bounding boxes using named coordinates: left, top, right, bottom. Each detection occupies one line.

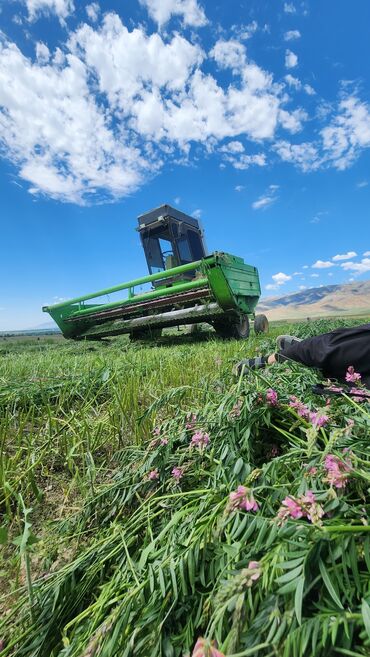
left=43, top=204, right=268, bottom=340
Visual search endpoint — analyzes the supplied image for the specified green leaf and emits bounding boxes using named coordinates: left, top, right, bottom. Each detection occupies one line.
left=294, top=576, right=305, bottom=625
left=0, top=526, right=8, bottom=544
left=361, top=598, right=370, bottom=641
left=318, top=559, right=344, bottom=609
left=233, top=457, right=244, bottom=475
left=276, top=564, right=303, bottom=585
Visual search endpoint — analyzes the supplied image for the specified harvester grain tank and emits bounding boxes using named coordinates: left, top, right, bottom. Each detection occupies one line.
left=43, top=205, right=268, bottom=340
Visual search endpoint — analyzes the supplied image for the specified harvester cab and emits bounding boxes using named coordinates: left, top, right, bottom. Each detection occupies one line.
left=43, top=204, right=269, bottom=341
left=138, top=205, right=207, bottom=282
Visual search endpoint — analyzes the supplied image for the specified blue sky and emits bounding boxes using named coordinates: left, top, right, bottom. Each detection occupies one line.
left=0, top=0, right=370, bottom=330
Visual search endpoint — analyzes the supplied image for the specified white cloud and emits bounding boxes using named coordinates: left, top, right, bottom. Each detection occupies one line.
left=35, top=42, right=50, bottom=64
left=252, top=184, right=279, bottom=210
left=274, top=140, right=321, bottom=171
left=235, top=185, right=244, bottom=192
left=174, top=196, right=181, bottom=204
left=284, top=30, right=301, bottom=41
left=299, top=285, right=306, bottom=290
left=312, top=260, right=334, bottom=269
left=278, top=108, right=307, bottom=133
left=236, top=21, right=258, bottom=40
left=302, top=265, right=309, bottom=269
left=139, top=0, right=207, bottom=27
left=341, top=258, right=370, bottom=274
left=86, top=2, right=100, bottom=22
left=220, top=140, right=244, bottom=153
left=292, top=271, right=302, bottom=275
left=23, top=0, right=74, bottom=21
left=266, top=271, right=292, bottom=290
left=321, top=95, right=370, bottom=169
left=304, top=84, right=315, bottom=96
left=357, top=180, right=368, bottom=188
left=311, top=273, right=319, bottom=277
left=193, top=208, right=202, bottom=218
left=210, top=39, right=246, bottom=72
left=284, top=74, right=301, bottom=89
left=332, top=251, right=357, bottom=261
left=284, top=3, right=296, bottom=13
left=285, top=49, right=298, bottom=68
left=363, top=251, right=370, bottom=256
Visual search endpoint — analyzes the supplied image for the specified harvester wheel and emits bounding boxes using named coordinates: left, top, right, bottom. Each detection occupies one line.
left=214, top=314, right=250, bottom=340
left=254, top=314, right=269, bottom=335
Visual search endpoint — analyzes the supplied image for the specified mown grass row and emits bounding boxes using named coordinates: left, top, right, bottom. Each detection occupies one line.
left=1, top=318, right=370, bottom=656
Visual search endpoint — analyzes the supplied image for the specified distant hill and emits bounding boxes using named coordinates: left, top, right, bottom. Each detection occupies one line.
left=258, top=280, right=370, bottom=321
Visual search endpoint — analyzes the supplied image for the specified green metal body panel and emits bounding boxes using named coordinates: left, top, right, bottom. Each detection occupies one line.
left=43, top=252, right=261, bottom=340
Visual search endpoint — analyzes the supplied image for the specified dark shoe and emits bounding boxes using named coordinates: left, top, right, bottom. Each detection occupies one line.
left=276, top=335, right=302, bottom=351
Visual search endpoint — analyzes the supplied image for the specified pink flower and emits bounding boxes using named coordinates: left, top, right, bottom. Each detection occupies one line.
left=228, top=485, right=259, bottom=512
left=266, top=388, right=278, bottom=406
left=190, top=431, right=210, bottom=449
left=247, top=560, right=261, bottom=581
left=345, top=366, right=362, bottom=383
left=160, top=438, right=168, bottom=446
left=152, top=427, right=161, bottom=436
left=309, top=411, right=329, bottom=428
left=172, top=466, right=184, bottom=481
left=277, top=491, right=324, bottom=525
left=192, top=638, right=226, bottom=657
left=307, top=466, right=317, bottom=476
left=324, top=453, right=352, bottom=488
left=148, top=469, right=159, bottom=481
left=289, top=396, right=310, bottom=419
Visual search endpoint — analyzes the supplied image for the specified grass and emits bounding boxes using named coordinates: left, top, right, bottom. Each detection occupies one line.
left=0, top=318, right=370, bottom=656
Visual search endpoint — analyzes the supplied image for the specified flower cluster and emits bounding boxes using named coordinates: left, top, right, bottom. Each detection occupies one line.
left=190, top=430, right=210, bottom=449
left=345, top=365, right=362, bottom=383
left=172, top=466, right=184, bottom=481
left=324, top=453, right=352, bottom=488
left=277, top=491, right=324, bottom=525
left=266, top=388, right=278, bottom=406
left=289, top=396, right=329, bottom=428
left=228, top=485, right=259, bottom=512
left=147, top=469, right=159, bottom=481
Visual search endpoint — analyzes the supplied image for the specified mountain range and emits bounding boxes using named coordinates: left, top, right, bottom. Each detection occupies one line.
left=258, top=280, right=370, bottom=321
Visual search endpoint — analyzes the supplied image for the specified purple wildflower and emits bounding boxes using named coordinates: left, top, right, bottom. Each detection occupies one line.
left=345, top=366, right=362, bottom=383
left=148, top=469, right=159, bottom=481
left=172, top=466, right=184, bottom=481
left=190, top=431, right=210, bottom=449
left=266, top=388, right=278, bottom=406
left=228, top=485, right=259, bottom=512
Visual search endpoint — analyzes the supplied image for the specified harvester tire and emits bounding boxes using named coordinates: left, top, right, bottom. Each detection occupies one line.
left=214, top=314, right=250, bottom=340
left=254, top=314, right=269, bottom=334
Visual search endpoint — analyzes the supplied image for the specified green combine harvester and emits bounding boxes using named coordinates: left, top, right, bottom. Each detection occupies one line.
left=43, top=205, right=268, bottom=340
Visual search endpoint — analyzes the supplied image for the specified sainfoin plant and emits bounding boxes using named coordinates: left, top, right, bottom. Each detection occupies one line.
left=0, top=318, right=370, bottom=657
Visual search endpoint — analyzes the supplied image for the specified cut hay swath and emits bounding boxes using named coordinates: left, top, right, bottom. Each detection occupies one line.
left=0, top=319, right=370, bottom=656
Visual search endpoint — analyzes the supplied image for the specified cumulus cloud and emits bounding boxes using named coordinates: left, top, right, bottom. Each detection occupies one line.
left=139, top=0, right=207, bottom=27
left=23, top=0, right=75, bottom=21
left=285, top=49, right=298, bottom=68
left=86, top=2, right=100, bottom=22
left=235, top=185, right=244, bottom=192
left=341, top=258, right=370, bottom=274
left=284, top=30, right=301, bottom=41
left=312, top=260, right=334, bottom=269
left=363, top=251, right=370, bottom=256
left=1, top=13, right=303, bottom=203
left=332, top=251, right=357, bottom=261
left=274, top=140, right=321, bottom=171
left=321, top=95, right=370, bottom=169
left=252, top=184, right=279, bottom=210
left=284, top=3, right=296, bottom=13
left=266, top=271, right=292, bottom=290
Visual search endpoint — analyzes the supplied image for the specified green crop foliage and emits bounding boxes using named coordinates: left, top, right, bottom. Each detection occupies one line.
left=0, top=319, right=370, bottom=656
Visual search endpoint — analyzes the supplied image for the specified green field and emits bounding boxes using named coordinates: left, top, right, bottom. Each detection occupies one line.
left=1, top=319, right=370, bottom=657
